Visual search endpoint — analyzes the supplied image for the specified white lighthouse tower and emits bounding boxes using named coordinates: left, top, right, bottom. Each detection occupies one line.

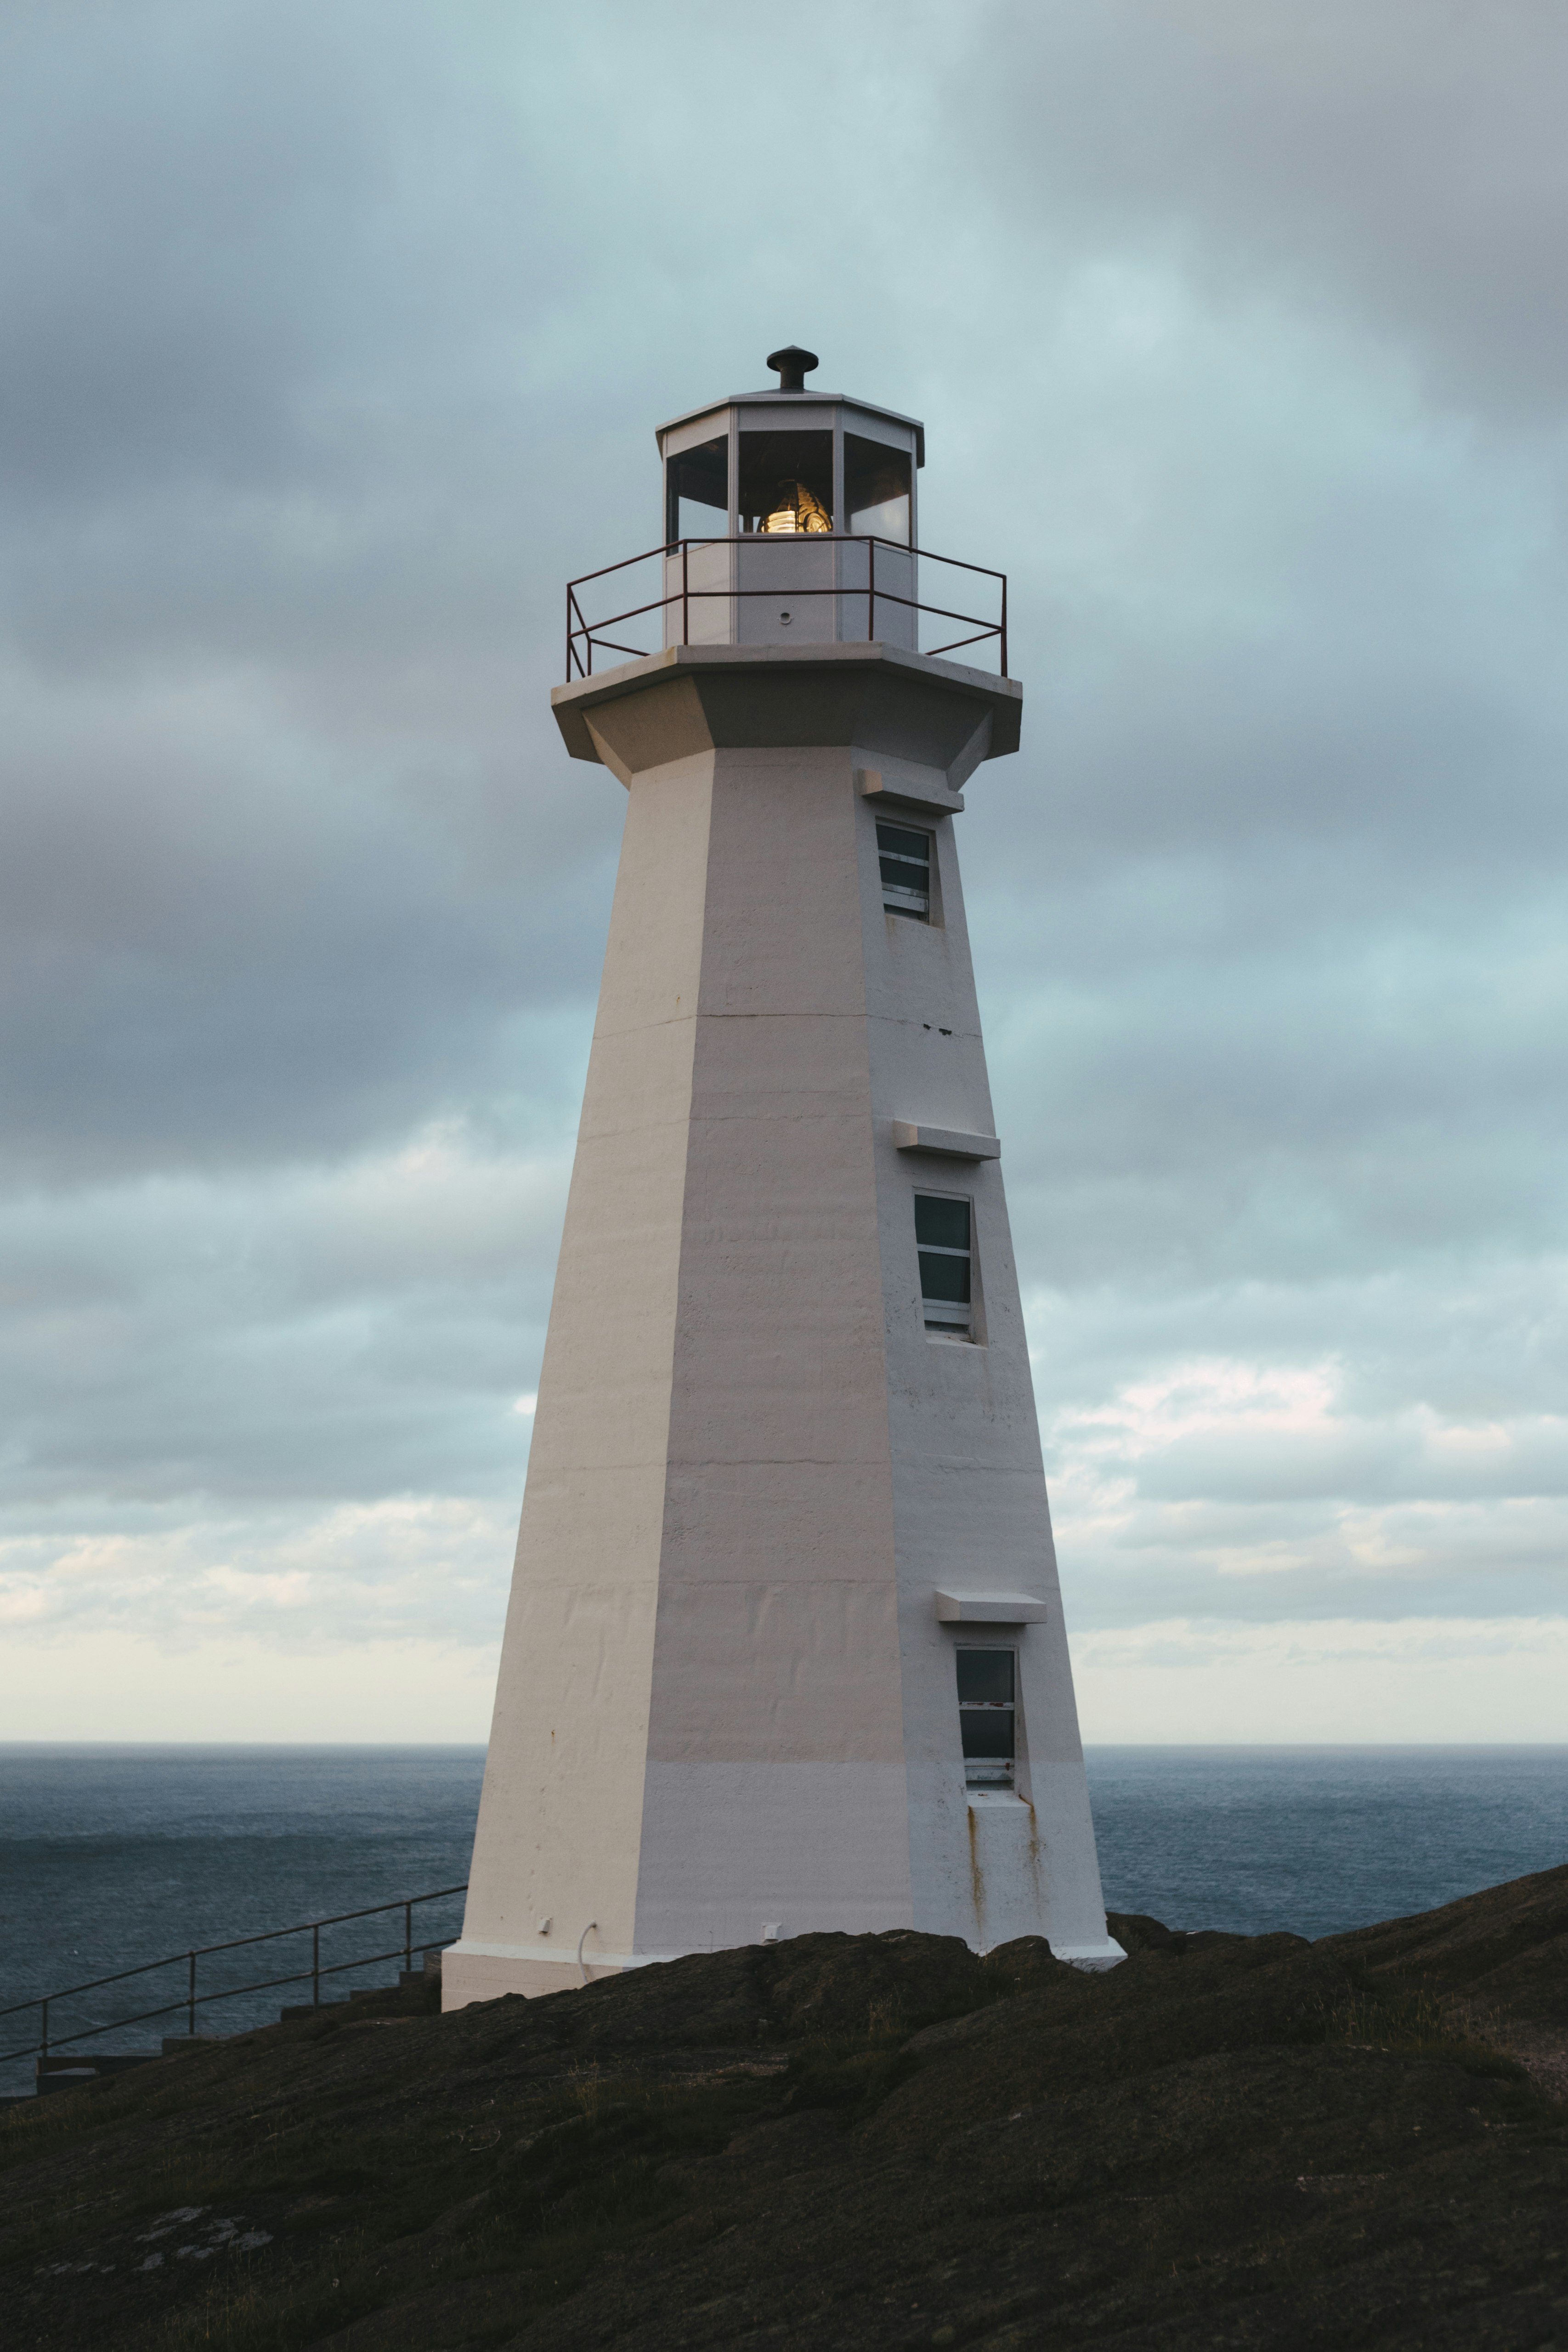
left=444, top=349, right=1123, bottom=2006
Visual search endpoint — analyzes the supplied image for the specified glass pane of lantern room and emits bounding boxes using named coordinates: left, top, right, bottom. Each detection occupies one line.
left=738, top=431, right=834, bottom=533
left=667, top=435, right=729, bottom=543
left=845, top=434, right=911, bottom=543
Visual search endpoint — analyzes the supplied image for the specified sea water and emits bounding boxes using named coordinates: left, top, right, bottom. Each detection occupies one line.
left=2, top=1743, right=1565, bottom=2096
left=1085, top=1746, right=1568, bottom=1944
left=0, top=1746, right=484, bottom=2098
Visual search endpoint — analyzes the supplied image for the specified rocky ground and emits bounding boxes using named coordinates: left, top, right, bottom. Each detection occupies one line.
left=3, top=1865, right=1566, bottom=2351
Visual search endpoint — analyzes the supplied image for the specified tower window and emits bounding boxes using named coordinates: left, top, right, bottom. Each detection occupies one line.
left=878, top=822, right=930, bottom=919
left=915, top=1193, right=971, bottom=1334
left=957, top=1648, right=1015, bottom=1788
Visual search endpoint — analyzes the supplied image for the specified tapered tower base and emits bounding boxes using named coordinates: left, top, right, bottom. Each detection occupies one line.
left=445, top=645, right=1123, bottom=2010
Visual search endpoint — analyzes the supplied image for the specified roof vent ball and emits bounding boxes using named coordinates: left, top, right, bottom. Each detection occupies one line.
left=767, top=344, right=819, bottom=394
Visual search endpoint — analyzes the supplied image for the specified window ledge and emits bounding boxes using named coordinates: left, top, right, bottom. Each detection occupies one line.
left=937, top=1589, right=1048, bottom=1623
left=893, top=1122, right=1001, bottom=1161
left=859, top=766, right=965, bottom=818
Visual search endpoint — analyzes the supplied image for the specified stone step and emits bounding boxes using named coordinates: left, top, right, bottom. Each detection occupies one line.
left=38, top=2052, right=159, bottom=2075
left=35, top=2065, right=100, bottom=2097
left=280, top=1946, right=446, bottom=2023
left=36, top=2052, right=159, bottom=2097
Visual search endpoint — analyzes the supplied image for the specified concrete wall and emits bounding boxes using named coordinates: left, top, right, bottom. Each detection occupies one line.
left=634, top=745, right=911, bottom=1957
left=451, top=754, right=713, bottom=1998
left=856, top=775, right=1118, bottom=1962
left=445, top=656, right=1119, bottom=2014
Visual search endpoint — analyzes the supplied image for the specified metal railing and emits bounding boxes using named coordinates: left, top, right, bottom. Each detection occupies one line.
left=0, top=1883, right=467, bottom=2069
left=566, top=534, right=1008, bottom=681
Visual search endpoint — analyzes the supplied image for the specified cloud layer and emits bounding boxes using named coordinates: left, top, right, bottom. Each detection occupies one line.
left=3, top=0, right=1565, bottom=1736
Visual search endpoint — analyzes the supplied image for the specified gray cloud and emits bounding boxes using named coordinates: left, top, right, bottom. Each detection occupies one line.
left=1, top=0, right=1565, bottom=1703
left=964, top=0, right=1568, bottom=422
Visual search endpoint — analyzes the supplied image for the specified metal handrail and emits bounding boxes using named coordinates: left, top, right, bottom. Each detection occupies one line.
left=0, top=1881, right=467, bottom=2068
left=565, top=534, right=1008, bottom=681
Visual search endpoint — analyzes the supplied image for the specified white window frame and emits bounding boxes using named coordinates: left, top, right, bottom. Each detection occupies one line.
left=915, top=1189, right=973, bottom=1335
left=956, top=1643, right=1017, bottom=1789
left=877, top=820, right=932, bottom=920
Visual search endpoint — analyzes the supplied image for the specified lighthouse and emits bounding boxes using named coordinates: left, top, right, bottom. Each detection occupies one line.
left=443, top=349, right=1123, bottom=2006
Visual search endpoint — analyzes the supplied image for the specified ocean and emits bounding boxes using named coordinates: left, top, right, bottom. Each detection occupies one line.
left=3, top=1743, right=1565, bottom=2098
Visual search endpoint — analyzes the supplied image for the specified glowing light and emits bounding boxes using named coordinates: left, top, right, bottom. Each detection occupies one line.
left=761, top=480, right=832, bottom=534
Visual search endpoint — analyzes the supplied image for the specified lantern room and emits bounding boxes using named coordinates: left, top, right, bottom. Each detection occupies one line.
left=656, top=345, right=924, bottom=652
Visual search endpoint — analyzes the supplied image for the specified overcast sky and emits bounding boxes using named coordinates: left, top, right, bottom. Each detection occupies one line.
left=3, top=0, right=1566, bottom=1741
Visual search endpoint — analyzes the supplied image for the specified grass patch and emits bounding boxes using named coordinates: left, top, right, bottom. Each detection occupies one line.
left=1319, top=1984, right=1527, bottom=2081
left=148, top=2231, right=380, bottom=2352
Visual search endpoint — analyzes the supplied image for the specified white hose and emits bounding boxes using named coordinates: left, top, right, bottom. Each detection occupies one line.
left=577, top=1921, right=598, bottom=1986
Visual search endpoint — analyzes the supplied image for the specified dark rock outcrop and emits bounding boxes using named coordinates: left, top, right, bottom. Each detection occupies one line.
left=3, top=1866, right=1565, bottom=2349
